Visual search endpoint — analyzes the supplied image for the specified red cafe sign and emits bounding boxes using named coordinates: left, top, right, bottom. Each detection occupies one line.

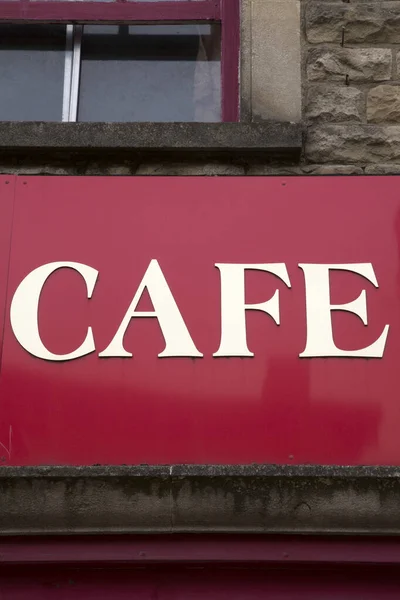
left=0, top=176, right=399, bottom=466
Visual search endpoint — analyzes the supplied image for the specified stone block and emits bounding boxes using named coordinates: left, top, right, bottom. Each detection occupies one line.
left=368, top=86, right=400, bottom=123
left=0, top=165, right=74, bottom=175
left=365, top=164, right=400, bottom=174
left=306, top=125, right=400, bottom=163
left=247, top=164, right=364, bottom=176
left=135, top=163, right=245, bottom=176
left=306, top=86, right=364, bottom=123
left=307, top=48, right=392, bottom=83
left=307, top=1, right=400, bottom=44
left=84, top=163, right=133, bottom=175
left=303, top=164, right=364, bottom=175
left=252, top=0, right=301, bottom=122
left=246, top=165, right=304, bottom=175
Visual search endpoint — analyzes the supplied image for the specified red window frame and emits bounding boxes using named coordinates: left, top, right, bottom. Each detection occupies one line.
left=0, top=0, right=240, bottom=122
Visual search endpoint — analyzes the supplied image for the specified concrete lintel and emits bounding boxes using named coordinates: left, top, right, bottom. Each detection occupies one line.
left=0, top=122, right=302, bottom=156
left=0, top=465, right=400, bottom=536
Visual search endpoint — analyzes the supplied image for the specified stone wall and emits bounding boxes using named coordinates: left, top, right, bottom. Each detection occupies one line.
left=305, top=0, right=400, bottom=174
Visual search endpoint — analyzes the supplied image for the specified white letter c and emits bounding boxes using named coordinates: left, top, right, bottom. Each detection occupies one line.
left=10, top=262, right=98, bottom=361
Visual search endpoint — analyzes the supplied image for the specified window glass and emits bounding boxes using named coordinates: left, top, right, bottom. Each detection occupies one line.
left=0, top=25, right=66, bottom=121
left=78, top=24, right=221, bottom=122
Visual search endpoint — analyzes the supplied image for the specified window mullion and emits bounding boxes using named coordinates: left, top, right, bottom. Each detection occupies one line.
left=62, top=24, right=74, bottom=122
left=68, top=24, right=83, bottom=123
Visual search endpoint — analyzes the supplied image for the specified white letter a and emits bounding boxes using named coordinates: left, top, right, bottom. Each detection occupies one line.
left=99, top=259, right=202, bottom=358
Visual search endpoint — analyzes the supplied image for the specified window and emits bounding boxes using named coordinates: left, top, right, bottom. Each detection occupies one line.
left=0, top=0, right=239, bottom=122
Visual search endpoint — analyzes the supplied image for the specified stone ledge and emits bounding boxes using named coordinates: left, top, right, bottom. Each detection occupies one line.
left=0, top=122, right=302, bottom=158
left=1, top=465, right=400, bottom=535
left=2, top=465, right=398, bottom=478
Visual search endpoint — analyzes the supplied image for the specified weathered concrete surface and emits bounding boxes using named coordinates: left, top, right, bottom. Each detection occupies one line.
left=0, top=157, right=246, bottom=176
left=0, top=159, right=376, bottom=176
left=1, top=465, right=400, bottom=535
left=0, top=122, right=302, bottom=155
left=251, top=0, right=302, bottom=122
left=240, top=0, right=253, bottom=122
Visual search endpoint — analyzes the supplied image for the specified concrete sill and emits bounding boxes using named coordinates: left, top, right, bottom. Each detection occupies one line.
left=0, top=121, right=302, bottom=157
left=0, top=465, right=399, bottom=535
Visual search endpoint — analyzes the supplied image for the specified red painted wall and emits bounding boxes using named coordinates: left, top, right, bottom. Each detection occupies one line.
left=2, top=535, right=400, bottom=598
left=2, top=564, right=400, bottom=599
left=1, top=176, right=400, bottom=465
